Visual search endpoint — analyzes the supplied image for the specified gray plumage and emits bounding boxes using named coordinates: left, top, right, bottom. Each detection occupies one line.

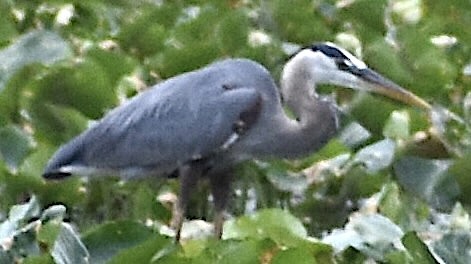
left=43, top=58, right=337, bottom=179
left=44, top=59, right=271, bottom=178
left=43, top=42, right=430, bottom=240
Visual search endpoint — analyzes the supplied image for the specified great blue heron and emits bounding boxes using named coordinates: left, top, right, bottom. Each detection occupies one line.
left=43, top=42, right=430, bottom=240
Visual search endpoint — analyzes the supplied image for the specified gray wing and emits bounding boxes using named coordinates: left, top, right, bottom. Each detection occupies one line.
left=43, top=60, right=264, bottom=178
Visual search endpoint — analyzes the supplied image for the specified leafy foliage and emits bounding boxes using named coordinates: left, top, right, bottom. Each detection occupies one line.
left=1, top=0, right=471, bottom=263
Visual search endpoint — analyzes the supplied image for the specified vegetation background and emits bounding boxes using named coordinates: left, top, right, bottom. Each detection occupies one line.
left=1, top=0, right=470, bottom=263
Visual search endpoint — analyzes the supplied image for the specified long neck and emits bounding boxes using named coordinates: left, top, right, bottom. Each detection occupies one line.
left=268, top=55, right=338, bottom=158
left=281, top=57, right=318, bottom=122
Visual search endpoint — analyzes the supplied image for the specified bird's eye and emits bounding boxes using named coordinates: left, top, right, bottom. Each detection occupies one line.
left=336, top=59, right=351, bottom=71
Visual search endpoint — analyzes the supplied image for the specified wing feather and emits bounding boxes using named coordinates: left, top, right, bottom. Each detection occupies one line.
left=43, top=60, right=264, bottom=178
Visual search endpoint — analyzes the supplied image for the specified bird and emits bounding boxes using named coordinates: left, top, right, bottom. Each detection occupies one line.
left=42, top=42, right=431, bottom=240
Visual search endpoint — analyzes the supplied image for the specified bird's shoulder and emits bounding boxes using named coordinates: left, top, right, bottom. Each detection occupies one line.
left=44, top=58, right=275, bottom=178
left=77, top=60, right=267, bottom=171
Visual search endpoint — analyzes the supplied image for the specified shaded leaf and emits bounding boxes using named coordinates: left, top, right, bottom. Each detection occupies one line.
left=51, top=223, right=89, bottom=264
left=336, top=247, right=367, bottom=264
left=268, top=0, right=331, bottom=42
left=2, top=195, right=40, bottom=227
left=0, top=248, right=13, bottom=264
left=0, top=125, right=32, bottom=172
left=0, top=1, right=16, bottom=46
left=394, top=157, right=459, bottom=209
left=108, top=234, right=171, bottom=264
left=378, top=182, right=430, bottom=230
left=40, top=205, right=67, bottom=222
left=85, top=48, right=137, bottom=87
left=272, top=247, right=318, bottom=264
left=0, top=30, right=71, bottom=91
left=323, top=213, right=403, bottom=260
left=266, top=170, right=308, bottom=194
left=0, top=196, right=40, bottom=262
left=81, top=221, right=154, bottom=264
left=339, top=0, right=388, bottom=42
left=400, top=232, right=437, bottom=264
left=352, top=139, right=396, bottom=173
left=433, top=233, right=471, bottom=264
left=449, top=153, right=471, bottom=204
left=30, top=104, right=89, bottom=145
left=338, top=122, right=371, bottom=148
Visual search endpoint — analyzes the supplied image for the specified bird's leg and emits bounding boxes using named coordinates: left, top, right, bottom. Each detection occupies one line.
left=171, top=161, right=205, bottom=241
left=208, top=169, right=233, bottom=239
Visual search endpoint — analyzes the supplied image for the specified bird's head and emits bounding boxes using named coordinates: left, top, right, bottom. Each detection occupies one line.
left=282, top=42, right=431, bottom=110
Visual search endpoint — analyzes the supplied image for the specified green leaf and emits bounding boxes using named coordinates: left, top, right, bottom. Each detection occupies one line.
left=0, top=248, right=13, bottom=264
left=130, top=184, right=171, bottom=222
left=24, top=57, right=118, bottom=144
left=223, top=208, right=308, bottom=246
left=339, top=0, right=388, bottom=42
left=323, top=213, right=403, bottom=260
left=194, top=239, right=273, bottom=264
left=81, top=221, right=154, bottom=264
left=214, top=240, right=266, bottom=264
left=386, top=250, right=411, bottom=264
left=400, top=232, right=437, bottom=264
left=151, top=42, right=220, bottom=79
left=0, top=30, right=71, bottom=91
left=0, top=2, right=17, bottom=46
left=364, top=40, right=413, bottom=86
left=85, top=48, right=137, bottom=87
left=449, top=153, right=471, bottom=204
left=396, top=25, right=458, bottom=99
left=268, top=0, right=331, bottom=42
left=37, top=222, right=62, bottom=252
left=273, top=241, right=334, bottom=264
left=117, top=5, right=177, bottom=57
left=272, top=247, right=318, bottom=264
left=28, top=60, right=115, bottom=119
left=336, top=247, right=367, bottom=264
left=23, top=254, right=55, bottom=264
left=266, top=170, right=308, bottom=194
left=29, top=104, right=89, bottom=145
left=108, top=234, right=171, bottom=264
left=383, top=110, right=410, bottom=139
left=393, top=157, right=459, bottom=209
left=0, top=125, right=32, bottom=172
left=350, top=99, right=396, bottom=137
left=0, top=64, right=44, bottom=124
left=217, top=11, right=249, bottom=53
left=378, top=182, right=430, bottom=230
left=299, top=139, right=350, bottom=168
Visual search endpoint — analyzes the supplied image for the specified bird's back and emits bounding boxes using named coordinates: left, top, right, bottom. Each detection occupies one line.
left=43, top=58, right=280, bottom=179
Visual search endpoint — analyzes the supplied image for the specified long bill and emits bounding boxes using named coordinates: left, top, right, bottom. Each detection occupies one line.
left=358, top=68, right=431, bottom=111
